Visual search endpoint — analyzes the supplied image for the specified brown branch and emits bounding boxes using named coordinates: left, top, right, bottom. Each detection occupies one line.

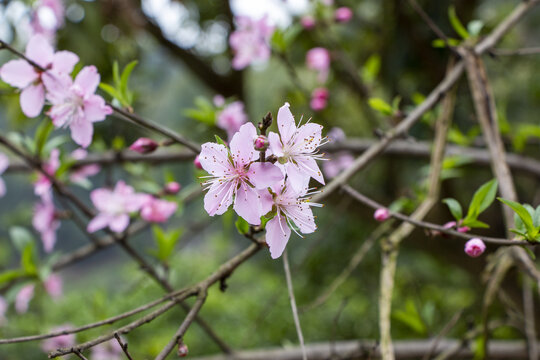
left=114, top=333, right=135, bottom=360
left=491, top=47, right=540, bottom=56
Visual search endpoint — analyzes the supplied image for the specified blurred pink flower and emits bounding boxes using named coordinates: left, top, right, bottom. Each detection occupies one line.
left=15, top=284, right=35, bottom=313
left=264, top=179, right=320, bottom=259
left=0, top=34, right=78, bottom=117
left=374, top=208, right=390, bottom=222
left=335, top=7, right=353, bottom=23
left=43, top=65, right=112, bottom=148
left=230, top=16, right=274, bottom=70
left=33, top=193, right=60, bottom=252
left=91, top=339, right=123, bottom=360
left=310, top=87, right=329, bottom=111
left=129, top=137, right=159, bottom=154
left=44, top=274, right=63, bottom=300
left=323, top=152, right=354, bottom=178
left=87, top=181, right=148, bottom=233
left=0, top=153, right=9, bottom=198
left=458, top=226, right=470, bottom=233
left=300, top=15, right=316, bottom=30
left=213, top=94, right=225, bottom=107
left=216, top=101, right=248, bottom=140
left=194, top=155, right=202, bottom=169
left=30, top=0, right=65, bottom=40
left=34, top=149, right=60, bottom=197
left=69, top=148, right=100, bottom=184
left=140, top=197, right=177, bottom=223
left=268, top=102, right=326, bottom=192
left=326, top=127, right=346, bottom=142
left=464, top=238, right=486, bottom=257
left=41, top=325, right=75, bottom=353
left=306, top=47, right=330, bottom=83
left=200, top=123, right=283, bottom=225
left=0, top=296, right=7, bottom=326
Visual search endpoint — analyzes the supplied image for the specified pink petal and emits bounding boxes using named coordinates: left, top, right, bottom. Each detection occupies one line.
left=20, top=83, right=45, bottom=117
left=69, top=119, right=94, bottom=148
left=259, top=189, right=274, bottom=215
left=42, top=229, right=57, bottom=253
left=296, top=123, right=323, bottom=151
left=266, top=214, right=291, bottom=259
left=268, top=131, right=284, bottom=157
left=204, top=181, right=234, bottom=216
left=83, top=95, right=112, bottom=122
left=0, top=60, right=39, bottom=88
left=51, top=51, right=79, bottom=74
left=90, top=188, right=112, bottom=210
left=25, top=34, right=54, bottom=68
left=109, top=214, right=130, bottom=233
left=277, top=102, right=296, bottom=144
left=286, top=204, right=316, bottom=234
left=233, top=182, right=262, bottom=225
left=15, top=284, right=35, bottom=314
left=199, top=143, right=232, bottom=176
left=42, top=72, right=71, bottom=103
left=296, top=156, right=325, bottom=185
left=74, top=65, right=100, bottom=96
left=229, top=122, right=257, bottom=166
left=248, top=162, right=284, bottom=189
left=284, top=162, right=310, bottom=193
left=87, top=213, right=111, bottom=233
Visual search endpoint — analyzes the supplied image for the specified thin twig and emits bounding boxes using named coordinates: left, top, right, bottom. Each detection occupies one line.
left=115, top=333, right=135, bottom=360
left=283, top=250, right=307, bottom=360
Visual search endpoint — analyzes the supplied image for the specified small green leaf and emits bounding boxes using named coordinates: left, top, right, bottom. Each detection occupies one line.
left=361, top=54, right=381, bottom=83
left=10, top=227, right=34, bottom=253
left=533, top=206, right=540, bottom=228
left=392, top=299, right=427, bottom=336
left=467, top=20, right=484, bottom=37
left=235, top=217, right=250, bottom=235
left=214, top=135, right=228, bottom=147
left=99, top=83, right=122, bottom=101
left=0, top=269, right=27, bottom=285
left=368, top=98, right=393, bottom=116
left=442, top=198, right=462, bottom=221
left=113, top=61, right=121, bottom=87
left=34, top=121, right=54, bottom=157
left=120, top=60, right=138, bottom=99
left=21, top=243, right=38, bottom=275
left=465, top=179, right=498, bottom=221
left=498, top=198, right=536, bottom=238
left=448, top=6, right=469, bottom=39
left=462, top=219, right=489, bottom=229
left=431, top=37, right=461, bottom=48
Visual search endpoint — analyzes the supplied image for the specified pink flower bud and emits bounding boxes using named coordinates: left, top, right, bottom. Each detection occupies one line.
left=300, top=15, right=316, bottom=30
left=457, top=226, right=470, bottom=233
left=443, top=221, right=456, bottom=229
left=178, top=343, right=189, bottom=357
left=464, top=238, right=486, bottom=257
left=129, top=138, right=159, bottom=154
left=310, top=87, right=329, bottom=111
left=194, top=155, right=202, bottom=170
left=164, top=182, right=181, bottom=194
left=335, top=7, right=353, bottom=23
left=254, top=135, right=269, bottom=151
left=374, top=208, right=390, bottom=222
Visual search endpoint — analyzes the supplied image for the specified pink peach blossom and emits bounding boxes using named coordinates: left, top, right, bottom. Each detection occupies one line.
left=264, top=179, right=321, bottom=259
left=0, top=34, right=78, bottom=117
left=15, top=284, right=35, bottom=313
left=464, top=238, right=486, bottom=257
left=216, top=101, right=248, bottom=139
left=44, top=274, right=63, bottom=300
left=91, top=339, right=123, bottom=360
left=34, top=149, right=60, bottom=197
left=335, top=7, right=353, bottom=23
left=140, top=197, right=177, bottom=223
left=87, top=181, right=148, bottom=233
left=323, top=152, right=354, bottom=178
left=30, top=0, right=65, bottom=40
left=69, top=148, right=100, bottom=184
left=300, top=16, right=316, bottom=30
left=200, top=123, right=283, bottom=225
left=230, top=16, right=274, bottom=70
left=268, top=102, right=326, bottom=192
left=32, top=193, right=60, bottom=252
left=41, top=325, right=75, bottom=353
left=306, top=47, right=330, bottom=83
left=0, top=153, right=9, bottom=198
left=164, top=182, right=181, bottom=194
left=43, top=65, right=112, bottom=148
left=310, top=87, right=329, bottom=111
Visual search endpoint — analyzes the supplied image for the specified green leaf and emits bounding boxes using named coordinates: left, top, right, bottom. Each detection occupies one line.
left=465, top=179, right=498, bottom=221
left=235, top=217, right=250, bottom=235
left=151, top=225, right=182, bottom=262
left=368, top=98, right=393, bottom=116
left=467, top=20, right=484, bottom=37
left=34, top=121, right=54, bottom=157
left=521, top=246, right=536, bottom=260
left=0, top=269, right=27, bottom=285
left=448, top=6, right=469, bottom=39
left=361, top=54, right=380, bottom=83
left=99, top=83, right=122, bottom=101
left=270, top=29, right=286, bottom=52
left=533, top=206, right=540, bottom=228
left=392, top=299, right=427, bottom=335
left=431, top=37, right=461, bottom=48
left=462, top=219, right=489, bottom=229
left=498, top=198, right=536, bottom=238
left=120, top=60, right=138, bottom=99
left=113, top=61, right=121, bottom=88
left=442, top=198, right=462, bottom=221
left=214, top=135, right=228, bottom=147
left=10, top=227, right=34, bottom=253
left=21, top=243, right=38, bottom=275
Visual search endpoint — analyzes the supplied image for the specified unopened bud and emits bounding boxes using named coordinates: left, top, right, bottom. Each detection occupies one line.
left=335, top=7, right=353, bottom=23
left=457, top=226, right=470, bottom=233
left=374, top=208, right=390, bottom=222
left=443, top=221, right=456, bottom=229
left=464, top=238, right=486, bottom=257
left=129, top=138, right=159, bottom=154
left=177, top=342, right=189, bottom=357
left=254, top=135, right=269, bottom=151
left=194, top=155, right=202, bottom=170
left=164, top=182, right=181, bottom=194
